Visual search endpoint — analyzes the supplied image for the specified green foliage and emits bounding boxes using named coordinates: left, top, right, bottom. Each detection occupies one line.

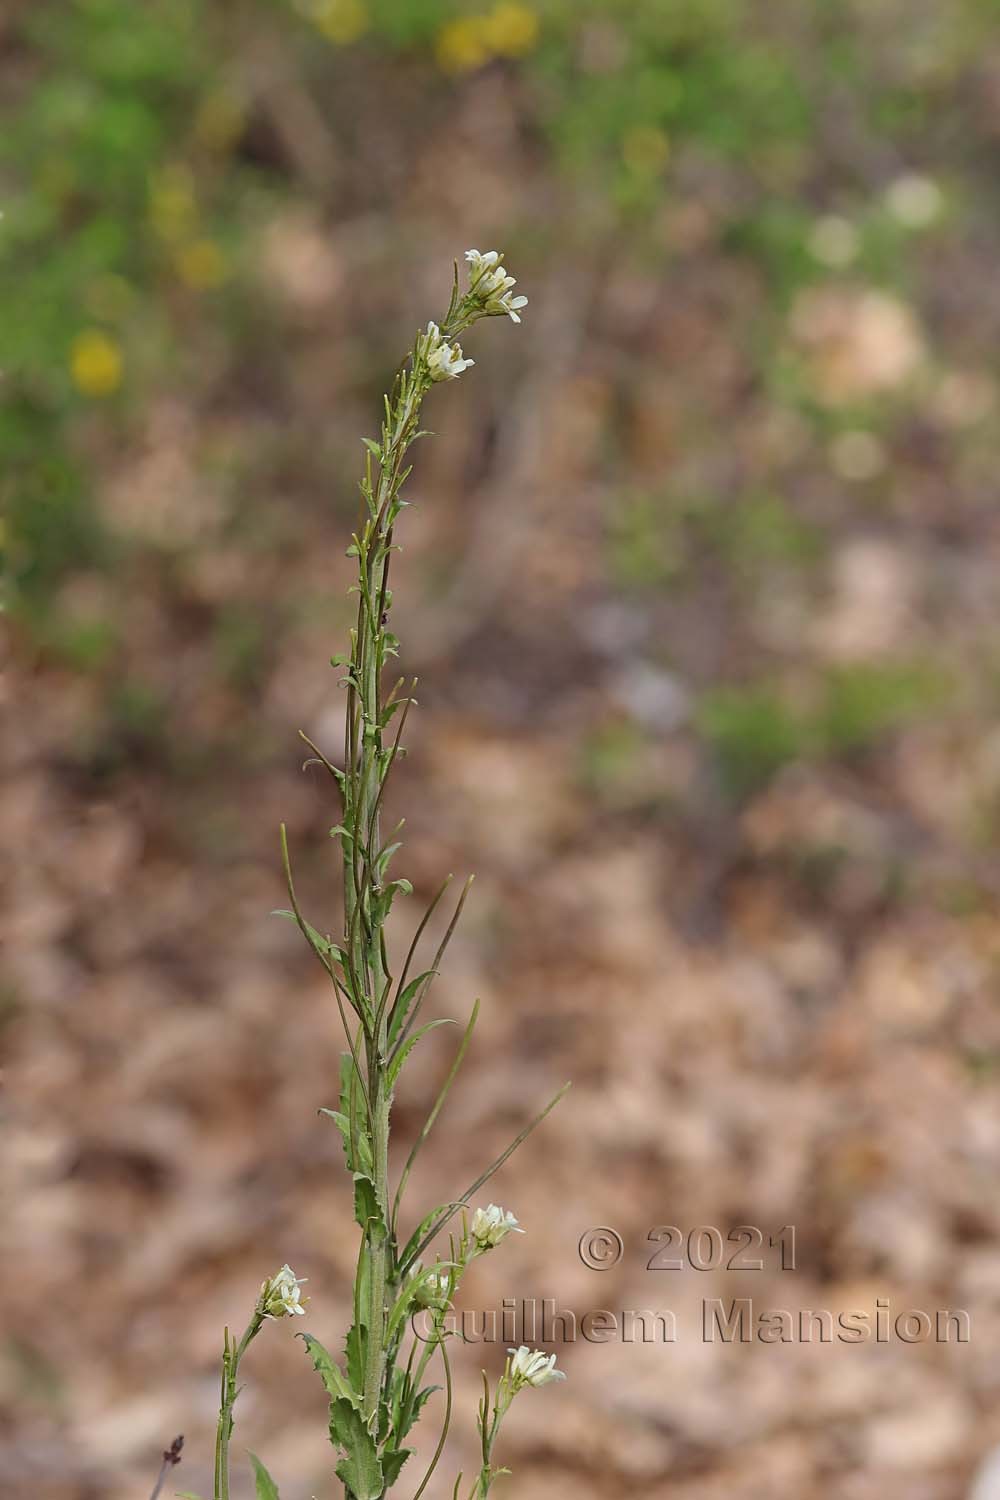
left=700, top=684, right=806, bottom=800
left=607, top=491, right=688, bottom=590
left=248, top=1454, right=281, bottom=1500
left=300, top=1332, right=363, bottom=1409
left=815, top=662, right=946, bottom=757
left=608, top=489, right=822, bottom=597
left=330, top=1400, right=384, bottom=1499
left=701, top=661, right=949, bottom=799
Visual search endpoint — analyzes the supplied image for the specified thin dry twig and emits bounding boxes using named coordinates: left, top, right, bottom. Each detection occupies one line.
left=148, top=1435, right=184, bottom=1500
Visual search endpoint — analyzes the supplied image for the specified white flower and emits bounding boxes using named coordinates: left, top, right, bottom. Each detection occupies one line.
left=465, top=248, right=502, bottom=287
left=412, top=1266, right=452, bottom=1309
left=506, top=1346, right=565, bottom=1389
left=470, top=1203, right=523, bottom=1252
left=464, top=249, right=528, bottom=323
left=424, top=320, right=475, bottom=381
left=489, top=286, right=528, bottom=323
left=261, top=1263, right=307, bottom=1318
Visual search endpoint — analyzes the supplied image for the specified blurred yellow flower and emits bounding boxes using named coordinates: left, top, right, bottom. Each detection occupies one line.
left=149, top=164, right=197, bottom=244
left=311, top=0, right=368, bottom=43
left=482, top=3, right=538, bottom=57
left=622, top=126, right=670, bottom=176
left=70, top=331, right=123, bottom=398
left=176, top=239, right=228, bottom=290
left=436, top=17, right=490, bottom=73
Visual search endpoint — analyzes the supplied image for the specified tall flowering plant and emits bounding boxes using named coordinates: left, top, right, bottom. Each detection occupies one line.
left=195, top=252, right=566, bottom=1500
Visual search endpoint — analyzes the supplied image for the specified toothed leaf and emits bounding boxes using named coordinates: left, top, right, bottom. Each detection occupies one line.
left=329, top=1401, right=383, bottom=1500
left=299, top=1333, right=362, bottom=1410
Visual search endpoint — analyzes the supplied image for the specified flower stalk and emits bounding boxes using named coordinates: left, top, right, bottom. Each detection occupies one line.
left=212, top=1269, right=307, bottom=1500
left=214, top=1316, right=261, bottom=1500
left=462, top=1349, right=565, bottom=1500
left=335, top=260, right=530, bottom=1434
left=210, top=251, right=567, bottom=1500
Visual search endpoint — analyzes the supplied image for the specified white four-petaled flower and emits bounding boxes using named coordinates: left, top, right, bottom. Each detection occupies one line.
left=425, top=320, right=475, bottom=381
left=471, top=1203, right=523, bottom=1252
left=464, top=249, right=528, bottom=323
left=261, top=1264, right=307, bottom=1319
left=507, top=1346, right=565, bottom=1389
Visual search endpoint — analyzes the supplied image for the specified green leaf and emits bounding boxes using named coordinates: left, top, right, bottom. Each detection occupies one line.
left=354, top=1172, right=386, bottom=1240
left=319, top=1109, right=374, bottom=1177
left=337, top=1053, right=371, bottom=1175
left=379, top=696, right=411, bottom=729
left=380, top=1447, right=414, bottom=1487
left=387, top=1017, right=456, bottom=1091
left=273, top=909, right=347, bottom=963
left=390, top=1368, right=442, bottom=1445
left=388, top=1362, right=409, bottom=1429
left=330, top=1400, right=383, bottom=1500
left=248, top=1454, right=280, bottom=1500
left=362, top=437, right=383, bottom=460
left=400, top=1383, right=440, bottom=1438
left=387, top=970, right=438, bottom=1045
left=299, top=1333, right=362, bottom=1409
left=376, top=840, right=403, bottom=876
left=373, top=876, right=412, bottom=924
left=277, top=829, right=347, bottom=979
left=345, top=1320, right=365, bottom=1392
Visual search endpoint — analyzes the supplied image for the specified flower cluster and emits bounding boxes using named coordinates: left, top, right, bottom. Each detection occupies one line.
left=465, top=248, right=528, bottom=323
left=470, top=1203, right=523, bottom=1253
left=424, top=320, right=475, bottom=382
left=260, top=1264, right=307, bottom=1319
left=505, top=1345, right=565, bottom=1392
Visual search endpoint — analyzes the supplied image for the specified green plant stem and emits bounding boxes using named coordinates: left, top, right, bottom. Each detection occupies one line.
left=343, top=313, right=472, bottom=1429
left=351, top=379, right=425, bottom=1423
left=468, top=1375, right=511, bottom=1500
left=325, top=283, right=523, bottom=1492
left=213, top=1313, right=263, bottom=1500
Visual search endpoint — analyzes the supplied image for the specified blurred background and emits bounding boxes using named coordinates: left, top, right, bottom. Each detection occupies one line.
left=5, top=0, right=1000, bottom=1496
